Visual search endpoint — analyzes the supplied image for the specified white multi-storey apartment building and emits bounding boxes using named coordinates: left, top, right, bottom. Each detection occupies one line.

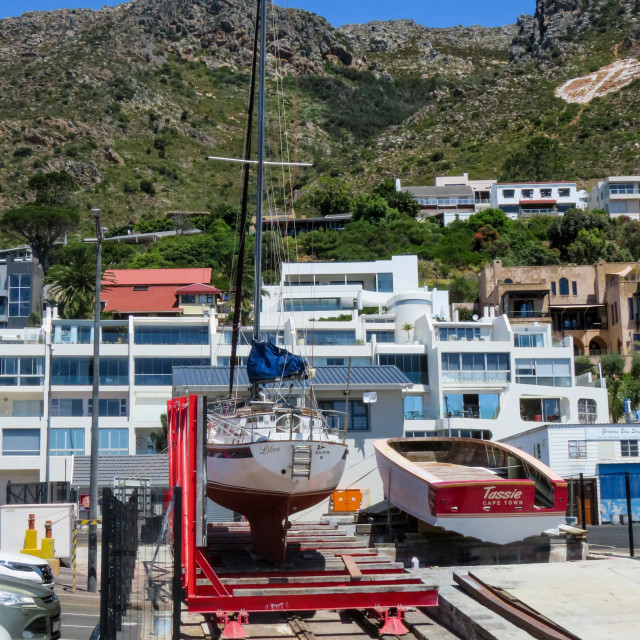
left=434, top=173, right=496, bottom=212
left=0, top=256, right=609, bottom=516
left=588, top=176, right=640, bottom=219
left=490, top=181, right=586, bottom=218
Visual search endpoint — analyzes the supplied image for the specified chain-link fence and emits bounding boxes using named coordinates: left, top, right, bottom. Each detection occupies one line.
left=100, top=486, right=181, bottom=640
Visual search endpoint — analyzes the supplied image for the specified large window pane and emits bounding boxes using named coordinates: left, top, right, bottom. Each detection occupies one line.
left=8, top=274, right=31, bottom=317
left=99, top=358, right=129, bottom=385
left=318, top=400, right=368, bottom=431
left=298, top=330, right=355, bottom=346
left=98, top=428, right=129, bottom=455
left=135, top=325, right=209, bottom=345
left=12, top=400, right=43, bottom=417
left=379, top=354, right=428, bottom=384
left=134, top=358, right=209, bottom=386
left=3, top=428, right=39, bottom=455
left=50, top=428, right=85, bottom=455
left=52, top=357, right=92, bottom=385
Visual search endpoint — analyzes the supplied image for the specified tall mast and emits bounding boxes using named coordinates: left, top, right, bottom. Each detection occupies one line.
left=227, top=0, right=261, bottom=397
left=253, top=0, right=267, bottom=343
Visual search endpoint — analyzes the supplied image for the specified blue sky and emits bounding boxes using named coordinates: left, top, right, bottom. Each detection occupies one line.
left=0, top=1, right=535, bottom=28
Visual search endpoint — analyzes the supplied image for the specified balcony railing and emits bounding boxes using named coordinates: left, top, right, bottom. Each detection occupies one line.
left=442, top=371, right=510, bottom=384
left=507, top=311, right=549, bottom=319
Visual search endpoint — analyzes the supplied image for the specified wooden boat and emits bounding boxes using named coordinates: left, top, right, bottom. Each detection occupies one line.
left=374, top=437, right=568, bottom=544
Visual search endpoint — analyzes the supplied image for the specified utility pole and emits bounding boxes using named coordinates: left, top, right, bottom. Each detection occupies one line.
left=44, top=339, right=52, bottom=503
left=88, top=208, right=103, bottom=592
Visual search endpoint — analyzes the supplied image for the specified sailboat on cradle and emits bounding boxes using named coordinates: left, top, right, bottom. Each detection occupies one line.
left=204, top=0, right=347, bottom=565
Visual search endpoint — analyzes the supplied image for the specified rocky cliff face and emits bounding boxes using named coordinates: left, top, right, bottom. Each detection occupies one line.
left=510, top=0, right=640, bottom=63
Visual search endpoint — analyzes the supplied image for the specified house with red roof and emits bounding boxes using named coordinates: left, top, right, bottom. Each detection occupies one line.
left=101, top=268, right=221, bottom=318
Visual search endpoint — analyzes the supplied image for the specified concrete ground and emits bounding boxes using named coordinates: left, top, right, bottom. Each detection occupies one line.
left=56, top=558, right=100, bottom=639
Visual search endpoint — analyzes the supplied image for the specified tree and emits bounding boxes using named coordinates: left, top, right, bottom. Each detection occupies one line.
left=448, top=274, right=479, bottom=303
left=600, top=353, right=625, bottom=379
left=352, top=193, right=399, bottom=224
left=372, top=180, right=419, bottom=217
left=402, top=323, right=413, bottom=341
left=28, top=171, right=77, bottom=206
left=149, top=413, right=168, bottom=452
left=44, top=243, right=99, bottom=319
left=310, top=177, right=352, bottom=216
left=500, top=136, right=564, bottom=182
left=547, top=208, right=609, bottom=257
left=0, top=205, right=80, bottom=267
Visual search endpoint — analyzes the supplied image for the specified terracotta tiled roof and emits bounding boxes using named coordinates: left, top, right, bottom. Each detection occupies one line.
left=175, top=283, right=221, bottom=295
left=103, top=268, right=212, bottom=286
left=102, top=285, right=181, bottom=314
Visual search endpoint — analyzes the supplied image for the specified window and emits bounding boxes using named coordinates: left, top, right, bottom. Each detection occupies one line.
left=404, top=396, right=423, bottom=420
left=630, top=298, right=635, bottom=320
left=318, top=400, right=368, bottom=431
left=578, top=398, right=597, bottom=424
left=88, top=398, right=127, bottom=417
left=0, top=357, right=44, bottom=387
left=3, top=428, right=39, bottom=456
left=51, top=399, right=85, bottom=417
left=559, top=278, right=569, bottom=295
left=283, top=298, right=340, bottom=312
left=533, top=443, right=542, bottom=459
left=379, top=353, right=428, bottom=385
left=52, top=357, right=92, bottom=385
left=134, top=358, right=209, bottom=386
left=559, top=188, right=570, bottom=197
left=8, top=274, right=31, bottom=317
left=504, top=278, right=513, bottom=284
left=101, top=324, right=128, bottom=344
left=568, top=440, right=587, bottom=459
left=522, top=189, right=534, bottom=198
left=181, top=294, right=196, bottom=304
left=515, top=358, right=571, bottom=386
left=298, top=330, right=356, bottom=346
left=439, top=327, right=480, bottom=341
left=502, top=189, right=515, bottom=198
left=376, top=273, right=393, bottom=292
left=441, top=353, right=510, bottom=384
left=572, top=281, right=577, bottom=295
left=514, top=333, right=545, bottom=347
left=444, top=393, right=500, bottom=420
left=635, top=333, right=640, bottom=351
left=135, top=326, right=209, bottom=345
left=99, top=428, right=129, bottom=455
left=12, top=400, right=43, bottom=417
left=366, top=330, right=395, bottom=343
left=621, top=440, right=639, bottom=457
left=100, top=358, right=129, bottom=385
left=540, top=188, right=552, bottom=198
left=133, top=285, right=148, bottom=291
left=50, top=429, right=85, bottom=456
left=520, top=397, right=561, bottom=422
left=615, top=302, right=618, bottom=324
left=551, top=282, right=556, bottom=296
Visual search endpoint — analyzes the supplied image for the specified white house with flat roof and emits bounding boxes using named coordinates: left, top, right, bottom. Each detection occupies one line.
left=490, top=182, right=586, bottom=219
left=502, top=423, right=640, bottom=525
left=588, top=176, right=640, bottom=219
left=434, top=172, right=496, bottom=212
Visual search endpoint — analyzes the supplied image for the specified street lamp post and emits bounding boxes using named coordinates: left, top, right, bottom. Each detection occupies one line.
left=88, top=208, right=103, bottom=592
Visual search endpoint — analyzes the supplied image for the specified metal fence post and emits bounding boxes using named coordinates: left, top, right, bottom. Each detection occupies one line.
left=173, top=486, right=183, bottom=640
left=579, top=473, right=586, bottom=527
left=100, top=488, right=112, bottom=640
left=625, top=471, right=635, bottom=557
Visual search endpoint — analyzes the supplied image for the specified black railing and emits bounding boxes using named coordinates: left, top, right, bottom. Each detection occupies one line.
left=100, top=486, right=181, bottom=640
left=101, top=488, right=138, bottom=640
left=5, top=481, right=76, bottom=505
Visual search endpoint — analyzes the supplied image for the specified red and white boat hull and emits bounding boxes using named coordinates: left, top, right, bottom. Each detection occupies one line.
left=375, top=437, right=568, bottom=545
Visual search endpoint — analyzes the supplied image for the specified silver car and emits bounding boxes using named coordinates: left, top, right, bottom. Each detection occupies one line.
left=0, top=552, right=54, bottom=588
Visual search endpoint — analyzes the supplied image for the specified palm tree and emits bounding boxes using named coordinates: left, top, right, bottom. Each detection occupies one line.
left=402, top=323, right=413, bottom=342
left=44, top=243, right=99, bottom=319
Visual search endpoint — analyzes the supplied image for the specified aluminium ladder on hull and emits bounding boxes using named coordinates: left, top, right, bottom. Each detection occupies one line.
left=292, top=445, right=312, bottom=479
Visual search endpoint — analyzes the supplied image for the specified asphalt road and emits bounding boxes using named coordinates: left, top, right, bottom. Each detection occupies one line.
left=587, top=523, right=640, bottom=553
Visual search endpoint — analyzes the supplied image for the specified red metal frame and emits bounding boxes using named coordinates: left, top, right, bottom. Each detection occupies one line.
left=168, top=395, right=438, bottom=634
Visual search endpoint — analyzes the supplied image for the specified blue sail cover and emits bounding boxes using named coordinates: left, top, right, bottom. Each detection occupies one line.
left=247, top=340, right=308, bottom=383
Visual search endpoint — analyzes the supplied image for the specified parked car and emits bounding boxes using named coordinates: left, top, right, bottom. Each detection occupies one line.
left=0, top=575, right=60, bottom=640
left=0, top=552, right=54, bottom=588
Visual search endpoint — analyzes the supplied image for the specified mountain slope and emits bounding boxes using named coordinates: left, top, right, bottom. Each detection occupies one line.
left=0, top=0, right=638, bottom=232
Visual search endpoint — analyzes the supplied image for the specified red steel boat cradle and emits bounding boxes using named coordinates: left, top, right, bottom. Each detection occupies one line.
left=168, top=396, right=438, bottom=637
